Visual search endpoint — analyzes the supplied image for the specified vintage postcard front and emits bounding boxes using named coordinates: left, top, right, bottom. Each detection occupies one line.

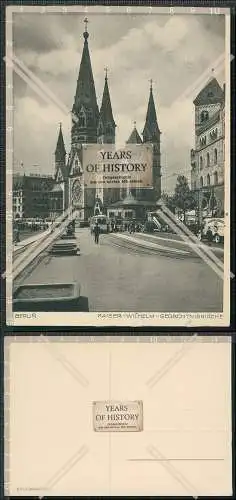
left=5, top=5, right=231, bottom=327
left=4, top=335, right=232, bottom=496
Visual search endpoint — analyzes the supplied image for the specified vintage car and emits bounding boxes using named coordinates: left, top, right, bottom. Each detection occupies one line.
left=199, top=217, right=224, bottom=244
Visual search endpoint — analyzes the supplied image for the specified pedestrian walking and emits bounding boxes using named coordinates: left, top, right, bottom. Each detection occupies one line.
left=14, top=227, right=20, bottom=244
left=94, top=222, right=100, bottom=244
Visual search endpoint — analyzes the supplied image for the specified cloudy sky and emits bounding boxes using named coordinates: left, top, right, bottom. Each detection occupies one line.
left=12, top=11, right=225, bottom=192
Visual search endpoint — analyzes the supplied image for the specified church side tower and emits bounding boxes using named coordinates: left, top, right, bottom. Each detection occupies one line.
left=98, top=69, right=116, bottom=145
left=125, top=122, right=143, bottom=200
left=55, top=123, right=66, bottom=177
left=142, top=81, right=161, bottom=201
left=98, top=70, right=118, bottom=208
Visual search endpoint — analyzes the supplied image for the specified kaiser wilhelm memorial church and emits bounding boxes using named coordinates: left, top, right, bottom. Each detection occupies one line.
left=52, top=20, right=162, bottom=222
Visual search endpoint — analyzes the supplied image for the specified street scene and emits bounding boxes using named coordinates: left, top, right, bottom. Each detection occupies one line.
left=13, top=221, right=223, bottom=313
left=9, top=8, right=228, bottom=318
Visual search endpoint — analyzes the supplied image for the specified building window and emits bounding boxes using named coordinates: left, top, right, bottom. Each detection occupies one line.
left=200, top=156, right=203, bottom=170
left=98, top=126, right=103, bottom=137
left=87, top=110, right=93, bottom=125
left=214, top=148, right=217, bottom=165
left=200, top=136, right=206, bottom=146
left=207, top=174, right=210, bottom=186
left=78, top=112, right=86, bottom=127
left=206, top=152, right=210, bottom=167
left=200, top=176, right=203, bottom=188
left=193, top=181, right=196, bottom=190
left=106, top=124, right=113, bottom=135
left=200, top=110, right=209, bottom=122
left=210, top=128, right=218, bottom=140
left=214, top=171, right=218, bottom=185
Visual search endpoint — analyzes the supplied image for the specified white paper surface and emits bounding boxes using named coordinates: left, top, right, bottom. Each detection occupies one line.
left=5, top=336, right=232, bottom=496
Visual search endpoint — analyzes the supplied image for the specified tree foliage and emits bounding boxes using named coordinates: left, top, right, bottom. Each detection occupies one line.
left=161, top=191, right=176, bottom=213
left=172, top=176, right=196, bottom=217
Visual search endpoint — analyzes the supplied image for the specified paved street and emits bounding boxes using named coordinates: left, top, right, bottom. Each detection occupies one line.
left=14, top=228, right=223, bottom=312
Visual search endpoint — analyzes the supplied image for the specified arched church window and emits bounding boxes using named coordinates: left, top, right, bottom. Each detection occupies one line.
left=206, top=152, right=210, bottom=167
left=207, top=173, right=210, bottom=186
left=200, top=156, right=203, bottom=169
left=214, top=148, right=217, bottom=165
left=200, top=176, right=203, bottom=188
left=214, top=171, right=218, bottom=185
left=87, top=109, right=93, bottom=125
left=106, top=124, right=112, bottom=135
left=78, top=112, right=86, bottom=127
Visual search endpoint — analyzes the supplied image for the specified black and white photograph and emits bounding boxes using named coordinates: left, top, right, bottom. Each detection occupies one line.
left=6, top=5, right=231, bottom=326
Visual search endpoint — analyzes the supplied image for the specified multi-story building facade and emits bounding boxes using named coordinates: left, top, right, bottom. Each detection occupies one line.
left=13, top=173, right=55, bottom=220
left=190, top=77, right=225, bottom=220
left=53, top=21, right=162, bottom=221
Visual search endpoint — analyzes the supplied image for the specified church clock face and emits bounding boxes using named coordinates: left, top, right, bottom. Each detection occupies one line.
left=72, top=179, right=82, bottom=207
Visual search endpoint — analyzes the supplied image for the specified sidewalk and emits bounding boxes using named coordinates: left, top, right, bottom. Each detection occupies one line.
left=13, top=229, right=50, bottom=254
left=112, top=233, right=190, bottom=256
left=111, top=232, right=224, bottom=259
left=133, top=231, right=224, bottom=254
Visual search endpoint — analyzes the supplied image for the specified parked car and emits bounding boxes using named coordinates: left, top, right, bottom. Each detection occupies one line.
left=199, top=218, right=224, bottom=244
left=185, top=221, right=200, bottom=236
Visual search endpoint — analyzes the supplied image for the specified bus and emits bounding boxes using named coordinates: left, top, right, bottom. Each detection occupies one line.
left=90, top=215, right=110, bottom=234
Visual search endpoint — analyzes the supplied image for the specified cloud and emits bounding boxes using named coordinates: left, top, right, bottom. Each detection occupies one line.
left=13, top=97, right=71, bottom=171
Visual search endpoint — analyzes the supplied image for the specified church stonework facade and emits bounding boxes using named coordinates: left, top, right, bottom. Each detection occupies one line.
left=54, top=22, right=162, bottom=221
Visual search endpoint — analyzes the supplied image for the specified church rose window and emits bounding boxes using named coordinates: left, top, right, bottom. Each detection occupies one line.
left=72, top=179, right=82, bottom=206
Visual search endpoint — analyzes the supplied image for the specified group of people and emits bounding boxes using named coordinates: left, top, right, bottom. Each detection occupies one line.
left=92, top=220, right=143, bottom=244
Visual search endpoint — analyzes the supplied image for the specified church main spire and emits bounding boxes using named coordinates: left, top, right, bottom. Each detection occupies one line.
left=98, top=69, right=116, bottom=144
left=142, top=80, right=160, bottom=142
left=71, top=18, right=99, bottom=145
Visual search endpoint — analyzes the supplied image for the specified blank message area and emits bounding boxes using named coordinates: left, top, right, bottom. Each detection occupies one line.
left=5, top=337, right=232, bottom=496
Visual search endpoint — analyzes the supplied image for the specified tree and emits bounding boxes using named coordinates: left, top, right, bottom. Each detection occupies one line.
left=160, top=191, right=176, bottom=213
left=172, top=175, right=196, bottom=222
